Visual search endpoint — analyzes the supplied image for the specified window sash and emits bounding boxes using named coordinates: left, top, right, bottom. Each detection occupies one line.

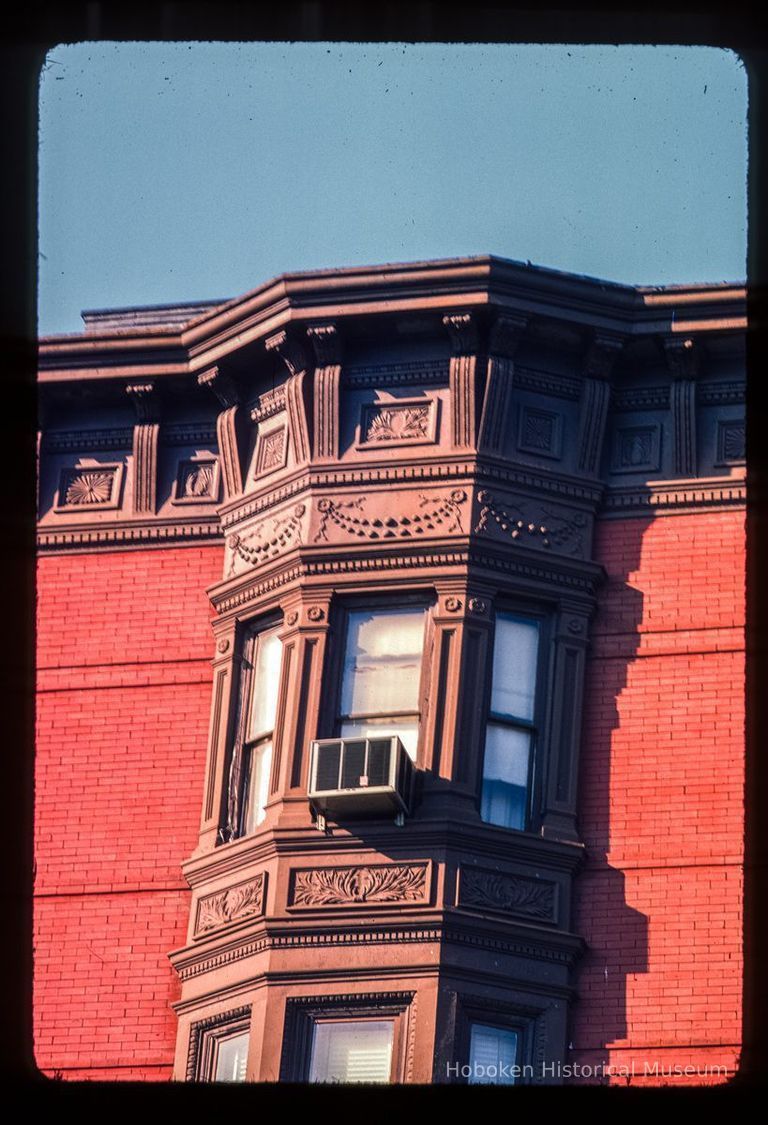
left=337, top=607, right=426, bottom=761
left=245, top=624, right=282, bottom=742
left=213, top=1030, right=250, bottom=1083
left=339, top=713, right=420, bottom=759
left=489, top=614, right=539, bottom=723
left=468, top=1023, right=519, bottom=1085
left=309, top=1019, right=394, bottom=1084
left=481, top=611, right=541, bottom=831
left=241, top=737, right=273, bottom=835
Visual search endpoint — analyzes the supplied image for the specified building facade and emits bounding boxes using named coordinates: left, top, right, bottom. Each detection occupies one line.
left=34, top=257, right=746, bottom=1085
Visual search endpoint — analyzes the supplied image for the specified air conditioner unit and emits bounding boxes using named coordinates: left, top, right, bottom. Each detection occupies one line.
left=308, top=736, right=414, bottom=828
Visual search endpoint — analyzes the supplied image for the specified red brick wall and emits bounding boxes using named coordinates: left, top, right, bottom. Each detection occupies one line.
left=572, top=510, right=744, bottom=1085
left=34, top=510, right=745, bottom=1085
left=34, top=545, right=223, bottom=1080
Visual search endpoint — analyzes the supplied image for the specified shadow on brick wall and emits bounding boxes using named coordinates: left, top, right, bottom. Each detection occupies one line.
left=569, top=514, right=651, bottom=1083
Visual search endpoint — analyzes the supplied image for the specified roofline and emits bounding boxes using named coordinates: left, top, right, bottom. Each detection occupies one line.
left=38, top=255, right=747, bottom=382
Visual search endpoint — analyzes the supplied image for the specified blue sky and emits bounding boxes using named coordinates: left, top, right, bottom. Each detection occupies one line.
left=38, top=42, right=747, bottom=336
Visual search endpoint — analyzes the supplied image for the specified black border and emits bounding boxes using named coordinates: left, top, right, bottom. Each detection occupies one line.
left=4, top=2, right=766, bottom=1112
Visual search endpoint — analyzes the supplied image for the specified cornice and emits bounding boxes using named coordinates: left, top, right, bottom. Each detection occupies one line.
left=698, top=380, right=746, bottom=405
left=41, top=427, right=134, bottom=453
left=344, top=360, right=449, bottom=388
left=612, top=386, right=670, bottom=412
left=207, top=539, right=605, bottom=616
left=38, top=256, right=746, bottom=385
left=218, top=458, right=602, bottom=531
left=182, top=818, right=585, bottom=889
left=514, top=366, right=582, bottom=401
left=169, top=912, right=585, bottom=983
left=599, top=474, right=746, bottom=517
left=36, top=517, right=224, bottom=552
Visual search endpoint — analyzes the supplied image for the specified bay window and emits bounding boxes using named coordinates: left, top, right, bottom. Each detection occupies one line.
left=337, top=607, right=426, bottom=760
left=481, top=612, right=541, bottom=831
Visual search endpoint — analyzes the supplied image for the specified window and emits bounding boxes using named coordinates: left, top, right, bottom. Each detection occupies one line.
left=186, top=1006, right=251, bottom=1082
left=227, top=619, right=283, bottom=839
left=280, top=992, right=414, bottom=1083
left=481, top=613, right=540, bottom=831
left=468, top=1023, right=518, bottom=1085
left=309, top=1019, right=394, bottom=1084
left=213, top=1030, right=250, bottom=1082
left=338, top=607, right=426, bottom=760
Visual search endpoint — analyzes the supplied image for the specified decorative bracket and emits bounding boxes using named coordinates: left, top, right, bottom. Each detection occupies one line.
left=488, top=312, right=528, bottom=359
left=265, top=329, right=310, bottom=380
left=442, top=312, right=478, bottom=356
left=125, top=381, right=159, bottom=423
left=663, top=336, right=700, bottom=381
left=583, top=332, right=624, bottom=381
left=197, top=365, right=239, bottom=409
left=306, top=322, right=342, bottom=367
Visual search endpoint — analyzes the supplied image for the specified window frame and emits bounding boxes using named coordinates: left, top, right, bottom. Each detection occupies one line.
left=186, top=1005, right=252, bottom=1083
left=466, top=1021, right=522, bottom=1085
left=449, top=994, right=541, bottom=1086
left=225, top=612, right=284, bottom=841
left=280, top=991, right=415, bottom=1084
left=324, top=593, right=434, bottom=767
left=478, top=601, right=552, bottom=834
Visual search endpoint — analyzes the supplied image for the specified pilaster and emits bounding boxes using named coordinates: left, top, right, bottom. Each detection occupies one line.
left=307, top=323, right=342, bottom=462
left=197, top=365, right=246, bottom=500
left=443, top=313, right=480, bottom=451
left=126, top=381, right=159, bottom=514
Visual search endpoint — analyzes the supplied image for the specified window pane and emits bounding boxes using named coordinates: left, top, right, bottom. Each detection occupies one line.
left=481, top=724, right=530, bottom=830
left=468, top=1024, right=518, bottom=1085
left=243, top=740, right=272, bottom=834
left=247, top=627, right=282, bottom=740
left=341, top=717, right=419, bottom=760
left=341, top=610, right=424, bottom=718
left=214, top=1030, right=249, bottom=1082
left=490, top=615, right=539, bottom=721
left=309, top=1020, right=393, bottom=1084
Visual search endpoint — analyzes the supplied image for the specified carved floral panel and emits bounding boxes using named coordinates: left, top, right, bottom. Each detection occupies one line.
left=716, top=420, right=745, bottom=465
left=55, top=463, right=123, bottom=512
left=289, top=862, right=430, bottom=909
left=458, top=866, right=557, bottom=923
left=172, top=457, right=220, bottom=504
left=358, top=399, right=437, bottom=448
left=255, top=426, right=287, bottom=476
left=612, top=425, right=661, bottom=473
left=194, top=873, right=267, bottom=936
left=517, top=407, right=562, bottom=459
